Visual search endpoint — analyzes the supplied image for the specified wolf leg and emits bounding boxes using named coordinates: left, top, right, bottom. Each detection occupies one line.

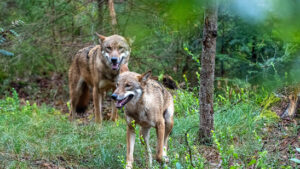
left=155, top=119, right=165, bottom=163
left=93, top=87, right=102, bottom=123
left=110, top=100, right=118, bottom=121
left=163, top=103, right=174, bottom=163
left=69, top=76, right=82, bottom=121
left=140, top=127, right=152, bottom=168
left=126, top=124, right=136, bottom=169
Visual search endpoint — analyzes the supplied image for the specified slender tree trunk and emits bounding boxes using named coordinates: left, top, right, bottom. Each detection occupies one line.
left=199, top=0, right=218, bottom=144
left=97, top=0, right=105, bottom=32
left=108, top=0, right=117, bottom=33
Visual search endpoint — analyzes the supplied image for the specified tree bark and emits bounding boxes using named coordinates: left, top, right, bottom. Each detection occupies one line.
left=108, top=0, right=118, bottom=33
left=281, top=94, right=299, bottom=118
left=199, top=0, right=218, bottom=144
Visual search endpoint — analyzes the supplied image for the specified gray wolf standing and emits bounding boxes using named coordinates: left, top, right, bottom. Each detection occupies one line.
left=112, top=71, right=174, bottom=168
left=68, top=33, right=130, bottom=123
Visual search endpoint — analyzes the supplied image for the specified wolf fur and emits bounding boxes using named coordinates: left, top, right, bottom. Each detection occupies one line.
left=112, top=71, right=174, bottom=168
left=68, top=34, right=130, bottom=123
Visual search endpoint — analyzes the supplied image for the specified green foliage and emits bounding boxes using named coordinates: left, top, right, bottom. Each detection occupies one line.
left=259, top=109, right=279, bottom=122
left=214, top=101, right=265, bottom=167
left=0, top=90, right=201, bottom=168
left=172, top=85, right=291, bottom=168
left=173, top=90, right=199, bottom=116
left=1, top=0, right=300, bottom=88
left=0, top=0, right=300, bottom=168
left=0, top=86, right=295, bottom=168
left=0, top=22, right=22, bottom=57
left=261, top=93, right=281, bottom=110
left=0, top=0, right=99, bottom=77
left=213, top=85, right=282, bottom=168
left=0, top=91, right=128, bottom=168
left=258, top=93, right=280, bottom=122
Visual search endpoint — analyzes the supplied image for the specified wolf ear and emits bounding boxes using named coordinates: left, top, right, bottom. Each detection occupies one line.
left=126, top=36, right=135, bottom=46
left=138, top=70, right=152, bottom=83
left=95, top=32, right=106, bottom=43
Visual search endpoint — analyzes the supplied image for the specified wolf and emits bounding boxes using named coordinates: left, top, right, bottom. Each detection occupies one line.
left=111, top=71, right=174, bottom=168
left=68, top=33, right=130, bottom=123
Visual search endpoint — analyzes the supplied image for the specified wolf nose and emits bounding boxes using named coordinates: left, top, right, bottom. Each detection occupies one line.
left=111, top=57, right=118, bottom=64
left=111, top=93, right=118, bottom=100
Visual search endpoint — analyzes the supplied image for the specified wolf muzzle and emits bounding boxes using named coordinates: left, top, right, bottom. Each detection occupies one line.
left=111, top=92, right=134, bottom=109
left=111, top=57, right=124, bottom=70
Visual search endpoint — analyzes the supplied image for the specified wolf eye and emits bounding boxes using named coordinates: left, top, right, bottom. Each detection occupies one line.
left=119, top=47, right=124, bottom=51
left=106, top=47, right=112, bottom=51
left=125, top=83, right=131, bottom=88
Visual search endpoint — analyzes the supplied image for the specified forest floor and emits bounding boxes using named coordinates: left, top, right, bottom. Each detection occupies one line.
left=0, top=74, right=299, bottom=168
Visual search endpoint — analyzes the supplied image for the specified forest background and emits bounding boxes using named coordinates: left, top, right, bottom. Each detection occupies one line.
left=0, top=0, right=299, bottom=168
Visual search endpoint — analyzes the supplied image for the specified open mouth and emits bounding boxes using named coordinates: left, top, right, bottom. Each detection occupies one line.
left=111, top=63, right=119, bottom=70
left=116, top=94, right=134, bottom=109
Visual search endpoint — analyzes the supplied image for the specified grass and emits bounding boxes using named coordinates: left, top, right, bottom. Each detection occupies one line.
left=0, top=94, right=127, bottom=168
left=0, top=89, right=296, bottom=168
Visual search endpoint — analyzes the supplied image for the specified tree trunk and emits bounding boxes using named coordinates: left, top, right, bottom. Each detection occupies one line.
left=281, top=94, right=299, bottom=118
left=108, top=0, right=118, bottom=33
left=199, top=0, right=218, bottom=144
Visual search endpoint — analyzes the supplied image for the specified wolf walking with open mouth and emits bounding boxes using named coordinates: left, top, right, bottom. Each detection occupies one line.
left=112, top=71, right=174, bottom=168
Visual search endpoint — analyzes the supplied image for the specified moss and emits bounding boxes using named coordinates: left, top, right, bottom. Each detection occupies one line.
left=261, top=93, right=281, bottom=110
left=259, top=109, right=280, bottom=121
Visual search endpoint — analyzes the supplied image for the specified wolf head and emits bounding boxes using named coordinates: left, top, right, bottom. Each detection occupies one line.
left=111, top=71, right=152, bottom=109
left=96, top=33, right=131, bottom=71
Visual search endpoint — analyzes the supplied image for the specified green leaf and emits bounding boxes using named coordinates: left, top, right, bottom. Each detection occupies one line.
left=233, top=152, right=238, bottom=159
left=296, top=147, right=300, bottom=153
left=247, top=159, right=257, bottom=166
left=290, top=158, right=300, bottom=164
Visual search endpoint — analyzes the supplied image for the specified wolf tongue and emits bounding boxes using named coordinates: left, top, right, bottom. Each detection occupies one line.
left=116, top=101, right=122, bottom=107
left=116, top=98, right=126, bottom=107
left=112, top=64, right=119, bottom=69
left=120, top=98, right=127, bottom=105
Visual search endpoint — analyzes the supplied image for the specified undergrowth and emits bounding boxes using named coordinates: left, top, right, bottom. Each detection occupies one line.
left=0, top=88, right=295, bottom=168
